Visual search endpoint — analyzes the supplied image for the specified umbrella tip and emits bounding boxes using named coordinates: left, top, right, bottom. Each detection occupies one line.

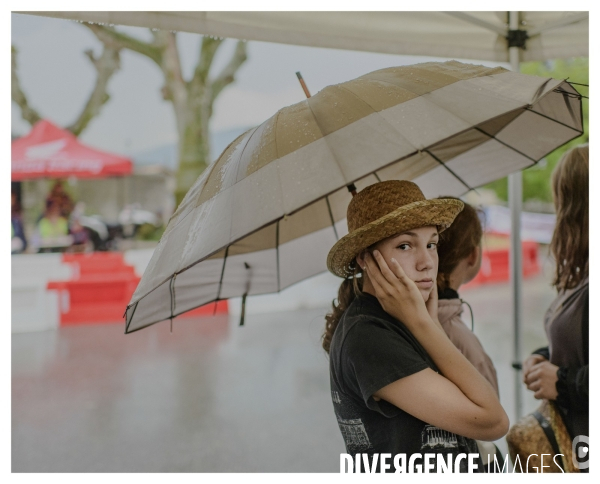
left=296, top=71, right=312, bottom=98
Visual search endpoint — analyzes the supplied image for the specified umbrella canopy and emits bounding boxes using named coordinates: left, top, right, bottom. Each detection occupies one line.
left=11, top=120, right=133, bottom=180
left=26, top=11, right=588, bottom=62
left=125, top=60, right=583, bottom=333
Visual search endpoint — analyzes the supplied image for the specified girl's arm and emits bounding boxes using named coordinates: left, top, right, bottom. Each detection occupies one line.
left=364, top=251, right=509, bottom=441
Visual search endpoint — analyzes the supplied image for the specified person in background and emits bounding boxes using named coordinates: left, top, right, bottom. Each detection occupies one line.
left=68, top=215, right=90, bottom=252
left=11, top=191, right=27, bottom=254
left=47, top=180, right=74, bottom=218
left=435, top=197, right=501, bottom=471
left=522, top=144, right=588, bottom=467
left=436, top=198, right=498, bottom=393
left=37, top=199, right=69, bottom=252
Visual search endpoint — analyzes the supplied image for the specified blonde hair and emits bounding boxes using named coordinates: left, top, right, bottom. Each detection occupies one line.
left=550, top=144, right=588, bottom=291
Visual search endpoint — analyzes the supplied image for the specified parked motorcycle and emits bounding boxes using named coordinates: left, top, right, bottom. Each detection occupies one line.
left=79, top=204, right=161, bottom=251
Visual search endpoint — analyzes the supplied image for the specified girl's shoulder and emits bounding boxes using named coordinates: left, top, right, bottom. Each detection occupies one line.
left=335, top=300, right=423, bottom=357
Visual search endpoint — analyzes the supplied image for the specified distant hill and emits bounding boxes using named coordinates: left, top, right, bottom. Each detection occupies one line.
left=133, top=126, right=252, bottom=171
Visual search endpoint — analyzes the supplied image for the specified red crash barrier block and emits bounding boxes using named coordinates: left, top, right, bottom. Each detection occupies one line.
left=463, top=240, right=539, bottom=289
left=47, top=252, right=228, bottom=326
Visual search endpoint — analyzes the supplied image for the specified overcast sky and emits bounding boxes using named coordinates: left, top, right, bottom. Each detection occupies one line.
left=11, top=12, right=508, bottom=161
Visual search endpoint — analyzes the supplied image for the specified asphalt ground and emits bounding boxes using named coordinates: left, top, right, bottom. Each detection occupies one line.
left=12, top=268, right=556, bottom=472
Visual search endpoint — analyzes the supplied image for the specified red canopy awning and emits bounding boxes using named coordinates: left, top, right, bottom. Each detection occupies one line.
left=12, top=120, right=133, bottom=180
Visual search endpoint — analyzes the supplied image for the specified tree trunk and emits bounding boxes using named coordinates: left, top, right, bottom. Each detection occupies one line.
left=82, top=25, right=247, bottom=208
left=176, top=107, right=211, bottom=205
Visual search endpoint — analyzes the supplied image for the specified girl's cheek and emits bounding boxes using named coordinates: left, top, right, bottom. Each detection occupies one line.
left=394, top=251, right=412, bottom=263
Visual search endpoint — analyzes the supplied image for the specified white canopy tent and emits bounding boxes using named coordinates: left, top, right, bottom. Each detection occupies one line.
left=27, top=11, right=588, bottom=62
left=23, top=11, right=588, bottom=419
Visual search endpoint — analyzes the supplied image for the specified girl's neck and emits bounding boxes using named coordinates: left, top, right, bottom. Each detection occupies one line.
left=361, top=277, right=376, bottom=297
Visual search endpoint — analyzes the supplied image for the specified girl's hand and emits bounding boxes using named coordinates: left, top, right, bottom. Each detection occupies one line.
left=425, top=279, right=440, bottom=328
left=522, top=354, right=547, bottom=383
left=364, top=250, right=432, bottom=329
left=524, top=360, right=559, bottom=400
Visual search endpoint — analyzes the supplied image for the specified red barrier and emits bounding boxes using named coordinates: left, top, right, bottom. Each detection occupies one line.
left=47, top=252, right=228, bottom=326
left=46, top=240, right=537, bottom=325
left=463, top=239, right=540, bottom=289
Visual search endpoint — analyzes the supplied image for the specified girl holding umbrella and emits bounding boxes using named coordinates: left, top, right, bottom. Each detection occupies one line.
left=323, top=180, right=508, bottom=472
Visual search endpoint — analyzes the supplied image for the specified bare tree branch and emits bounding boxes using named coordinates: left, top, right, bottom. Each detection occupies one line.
left=159, top=31, right=186, bottom=103
left=72, top=24, right=248, bottom=206
left=209, top=40, right=248, bottom=101
left=191, top=36, right=223, bottom=85
left=84, top=23, right=164, bottom=66
left=66, top=45, right=122, bottom=136
left=11, top=45, right=41, bottom=126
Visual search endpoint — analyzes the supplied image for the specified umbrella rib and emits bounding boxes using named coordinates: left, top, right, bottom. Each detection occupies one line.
left=124, top=301, right=139, bottom=334
left=558, top=91, right=577, bottom=121
left=303, top=93, right=352, bottom=187
left=579, top=93, right=584, bottom=136
left=233, top=125, right=261, bottom=183
left=325, top=195, right=339, bottom=241
left=531, top=78, right=553, bottom=105
left=170, top=275, right=176, bottom=317
left=336, top=84, right=421, bottom=155
left=215, top=245, right=230, bottom=304
left=473, top=127, right=541, bottom=164
left=169, top=275, right=176, bottom=333
left=276, top=220, right=281, bottom=292
left=423, top=149, right=474, bottom=193
left=525, top=108, right=583, bottom=133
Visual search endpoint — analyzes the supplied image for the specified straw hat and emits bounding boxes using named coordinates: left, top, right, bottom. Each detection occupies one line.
left=326, top=180, right=464, bottom=278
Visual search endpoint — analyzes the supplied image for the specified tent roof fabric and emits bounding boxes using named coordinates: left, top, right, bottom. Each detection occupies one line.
left=11, top=119, right=133, bottom=180
left=23, top=11, right=588, bottom=62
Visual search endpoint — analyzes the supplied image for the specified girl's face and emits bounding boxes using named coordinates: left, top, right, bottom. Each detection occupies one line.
left=371, top=225, right=439, bottom=302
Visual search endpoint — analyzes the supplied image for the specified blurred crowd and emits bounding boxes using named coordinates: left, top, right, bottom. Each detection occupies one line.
left=11, top=180, right=89, bottom=254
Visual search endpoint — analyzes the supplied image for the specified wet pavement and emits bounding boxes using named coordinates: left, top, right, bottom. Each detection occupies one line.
left=12, top=269, right=557, bottom=472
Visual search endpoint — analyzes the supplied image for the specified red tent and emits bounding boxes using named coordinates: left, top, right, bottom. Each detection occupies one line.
left=12, top=120, right=133, bottom=180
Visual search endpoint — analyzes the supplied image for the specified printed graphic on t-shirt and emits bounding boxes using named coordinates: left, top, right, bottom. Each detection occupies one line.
left=421, top=425, right=458, bottom=449
left=337, top=417, right=372, bottom=454
left=420, top=425, right=475, bottom=472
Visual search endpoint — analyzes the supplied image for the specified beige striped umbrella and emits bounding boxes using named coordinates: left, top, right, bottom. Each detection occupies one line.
left=125, top=60, right=583, bottom=333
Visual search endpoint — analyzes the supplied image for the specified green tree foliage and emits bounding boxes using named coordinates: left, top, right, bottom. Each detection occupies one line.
left=483, top=58, right=588, bottom=207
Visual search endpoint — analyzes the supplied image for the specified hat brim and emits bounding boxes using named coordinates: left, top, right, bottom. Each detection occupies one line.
left=326, top=198, right=464, bottom=278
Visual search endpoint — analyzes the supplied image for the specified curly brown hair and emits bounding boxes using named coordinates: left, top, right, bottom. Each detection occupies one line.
left=550, top=144, right=589, bottom=291
left=322, top=262, right=363, bottom=353
left=436, top=197, right=483, bottom=292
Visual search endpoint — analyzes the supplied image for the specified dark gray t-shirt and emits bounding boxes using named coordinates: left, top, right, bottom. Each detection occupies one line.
left=545, top=276, right=589, bottom=438
left=329, top=292, right=482, bottom=472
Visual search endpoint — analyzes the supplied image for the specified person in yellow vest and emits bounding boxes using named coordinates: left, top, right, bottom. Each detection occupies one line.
left=37, top=199, right=69, bottom=252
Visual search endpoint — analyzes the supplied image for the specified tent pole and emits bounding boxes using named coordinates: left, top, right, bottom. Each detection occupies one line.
left=508, top=11, right=523, bottom=422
